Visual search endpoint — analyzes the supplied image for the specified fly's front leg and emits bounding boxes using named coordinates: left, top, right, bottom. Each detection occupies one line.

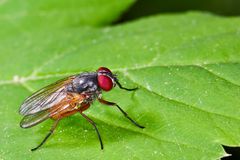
left=98, top=98, right=145, bottom=129
left=115, top=79, right=138, bottom=91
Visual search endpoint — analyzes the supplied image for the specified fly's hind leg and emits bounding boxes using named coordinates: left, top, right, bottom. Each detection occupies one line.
left=79, top=103, right=103, bottom=149
left=79, top=110, right=103, bottom=150
left=31, top=119, right=60, bottom=151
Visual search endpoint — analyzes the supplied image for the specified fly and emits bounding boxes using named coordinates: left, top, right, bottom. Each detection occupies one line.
left=19, top=67, right=145, bottom=151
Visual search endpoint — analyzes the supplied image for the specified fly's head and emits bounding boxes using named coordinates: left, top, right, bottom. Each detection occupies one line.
left=97, top=67, right=117, bottom=92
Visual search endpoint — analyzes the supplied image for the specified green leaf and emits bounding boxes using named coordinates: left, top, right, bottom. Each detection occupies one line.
left=0, top=0, right=135, bottom=38
left=1, top=10, right=240, bottom=160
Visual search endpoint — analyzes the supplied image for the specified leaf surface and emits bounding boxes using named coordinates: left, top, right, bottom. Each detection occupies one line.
left=0, top=9, right=240, bottom=160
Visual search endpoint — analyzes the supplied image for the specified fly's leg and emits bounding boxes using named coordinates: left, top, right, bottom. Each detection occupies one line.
left=31, top=119, right=60, bottom=151
left=115, top=80, right=138, bottom=91
left=98, top=98, right=145, bottom=129
left=79, top=112, right=103, bottom=150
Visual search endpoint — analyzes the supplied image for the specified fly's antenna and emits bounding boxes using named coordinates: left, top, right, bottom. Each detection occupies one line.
left=115, top=79, right=138, bottom=91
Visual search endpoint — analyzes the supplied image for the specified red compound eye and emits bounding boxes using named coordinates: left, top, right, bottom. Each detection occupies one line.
left=98, top=75, right=113, bottom=91
left=97, top=67, right=112, bottom=74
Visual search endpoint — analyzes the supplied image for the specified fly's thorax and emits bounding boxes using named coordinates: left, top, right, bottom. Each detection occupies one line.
left=67, top=72, right=100, bottom=94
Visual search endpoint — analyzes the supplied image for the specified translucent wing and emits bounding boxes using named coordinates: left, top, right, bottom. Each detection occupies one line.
left=19, top=75, right=76, bottom=116
left=20, top=109, right=50, bottom=128
left=20, top=93, right=85, bottom=128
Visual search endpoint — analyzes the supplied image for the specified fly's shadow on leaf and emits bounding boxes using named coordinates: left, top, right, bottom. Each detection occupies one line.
left=32, top=115, right=144, bottom=150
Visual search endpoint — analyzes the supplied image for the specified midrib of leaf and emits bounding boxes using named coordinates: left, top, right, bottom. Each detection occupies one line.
left=1, top=62, right=239, bottom=87
left=1, top=62, right=240, bottom=132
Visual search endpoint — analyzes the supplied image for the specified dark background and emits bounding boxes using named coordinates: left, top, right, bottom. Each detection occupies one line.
left=118, top=0, right=240, bottom=23
left=118, top=0, right=240, bottom=159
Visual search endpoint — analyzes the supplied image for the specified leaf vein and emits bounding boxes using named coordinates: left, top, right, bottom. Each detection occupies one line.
left=122, top=71, right=240, bottom=122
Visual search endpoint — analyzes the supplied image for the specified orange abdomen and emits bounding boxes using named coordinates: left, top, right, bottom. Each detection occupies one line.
left=49, top=93, right=90, bottom=120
